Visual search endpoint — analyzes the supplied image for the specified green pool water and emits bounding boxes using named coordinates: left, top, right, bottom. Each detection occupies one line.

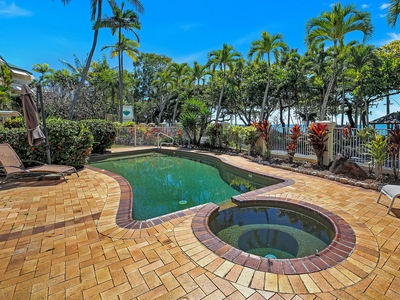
left=91, top=153, right=279, bottom=220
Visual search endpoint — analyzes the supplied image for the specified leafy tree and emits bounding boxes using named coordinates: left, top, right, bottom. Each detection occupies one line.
left=305, top=3, right=373, bottom=120
left=0, top=64, right=13, bottom=108
left=387, top=0, right=400, bottom=28
left=61, top=0, right=144, bottom=119
left=180, top=98, right=210, bottom=145
left=207, top=44, right=241, bottom=121
left=32, top=63, right=54, bottom=85
left=168, top=62, right=190, bottom=124
left=96, top=0, right=141, bottom=123
left=248, top=31, right=286, bottom=121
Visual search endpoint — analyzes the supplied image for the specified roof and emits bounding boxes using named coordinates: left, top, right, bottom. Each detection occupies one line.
left=369, top=111, right=400, bottom=124
left=0, top=55, right=33, bottom=76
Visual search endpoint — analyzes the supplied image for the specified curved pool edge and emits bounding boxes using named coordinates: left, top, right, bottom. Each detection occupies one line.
left=192, top=198, right=356, bottom=275
left=87, top=148, right=295, bottom=236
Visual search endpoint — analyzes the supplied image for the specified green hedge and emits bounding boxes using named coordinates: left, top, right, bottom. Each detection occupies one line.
left=0, top=118, right=94, bottom=168
left=80, top=119, right=117, bottom=154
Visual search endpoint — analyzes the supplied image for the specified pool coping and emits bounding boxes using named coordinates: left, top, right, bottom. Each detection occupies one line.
left=87, top=148, right=294, bottom=230
left=191, top=197, right=356, bottom=275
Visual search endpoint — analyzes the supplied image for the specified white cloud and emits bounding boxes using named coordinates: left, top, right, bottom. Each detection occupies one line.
left=361, top=4, right=369, bottom=9
left=0, top=1, right=32, bottom=17
left=387, top=32, right=400, bottom=40
left=379, top=14, right=387, bottom=18
left=380, top=3, right=390, bottom=10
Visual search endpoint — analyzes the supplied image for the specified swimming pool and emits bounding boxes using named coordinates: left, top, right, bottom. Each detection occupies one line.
left=90, top=151, right=282, bottom=220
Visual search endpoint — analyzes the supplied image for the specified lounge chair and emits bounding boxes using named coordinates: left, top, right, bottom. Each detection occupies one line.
left=0, top=143, right=79, bottom=183
left=376, top=184, right=400, bottom=214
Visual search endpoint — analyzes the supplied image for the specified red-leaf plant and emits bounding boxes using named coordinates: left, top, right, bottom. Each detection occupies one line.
left=286, top=124, right=301, bottom=163
left=307, top=122, right=329, bottom=166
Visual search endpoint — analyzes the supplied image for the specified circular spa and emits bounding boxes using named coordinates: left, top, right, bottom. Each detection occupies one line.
left=209, top=203, right=335, bottom=259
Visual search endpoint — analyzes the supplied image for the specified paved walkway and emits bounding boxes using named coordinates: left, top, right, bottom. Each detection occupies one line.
left=0, top=148, right=399, bottom=299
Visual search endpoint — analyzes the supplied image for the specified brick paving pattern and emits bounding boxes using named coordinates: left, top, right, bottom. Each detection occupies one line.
left=0, top=147, right=399, bottom=299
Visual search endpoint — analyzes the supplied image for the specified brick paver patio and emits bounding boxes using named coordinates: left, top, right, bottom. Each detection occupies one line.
left=0, top=147, right=399, bottom=299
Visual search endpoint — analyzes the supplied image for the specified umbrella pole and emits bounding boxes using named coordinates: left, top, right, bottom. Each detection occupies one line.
left=37, top=85, right=52, bottom=164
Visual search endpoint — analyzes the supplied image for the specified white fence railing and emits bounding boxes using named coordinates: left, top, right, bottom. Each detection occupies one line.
left=115, top=126, right=188, bottom=147
left=115, top=125, right=398, bottom=169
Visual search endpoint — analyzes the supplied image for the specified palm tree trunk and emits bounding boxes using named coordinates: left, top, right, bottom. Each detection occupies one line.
left=68, top=0, right=102, bottom=120
left=172, top=92, right=179, bottom=125
left=260, top=71, right=271, bottom=121
left=118, top=50, right=124, bottom=123
left=320, top=53, right=337, bottom=120
left=215, top=81, right=225, bottom=121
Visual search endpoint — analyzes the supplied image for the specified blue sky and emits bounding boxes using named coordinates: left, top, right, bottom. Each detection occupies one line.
left=1, top=0, right=399, bottom=119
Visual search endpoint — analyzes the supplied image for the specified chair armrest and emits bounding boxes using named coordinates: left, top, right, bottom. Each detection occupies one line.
left=21, top=159, right=47, bottom=166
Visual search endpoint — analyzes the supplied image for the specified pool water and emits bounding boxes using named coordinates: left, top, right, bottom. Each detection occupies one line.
left=209, top=206, right=335, bottom=259
left=91, top=153, right=276, bottom=220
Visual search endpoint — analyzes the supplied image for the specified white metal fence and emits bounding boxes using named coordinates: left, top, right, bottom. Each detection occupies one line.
left=115, top=126, right=188, bottom=147
left=115, top=125, right=398, bottom=169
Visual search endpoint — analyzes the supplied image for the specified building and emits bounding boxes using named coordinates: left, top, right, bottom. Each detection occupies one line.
left=0, top=55, right=35, bottom=93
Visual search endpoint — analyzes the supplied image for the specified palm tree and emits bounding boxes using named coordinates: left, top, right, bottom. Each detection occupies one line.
left=248, top=31, right=286, bottom=121
left=207, top=44, right=241, bottom=121
left=305, top=3, right=373, bottom=120
left=347, top=44, right=375, bottom=126
left=387, top=0, right=400, bottom=28
left=61, top=0, right=144, bottom=120
left=95, top=0, right=141, bottom=122
left=101, top=34, right=140, bottom=122
left=188, top=61, right=209, bottom=93
left=168, top=62, right=190, bottom=124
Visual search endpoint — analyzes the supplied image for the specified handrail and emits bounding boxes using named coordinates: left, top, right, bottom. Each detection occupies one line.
left=157, top=132, right=174, bottom=149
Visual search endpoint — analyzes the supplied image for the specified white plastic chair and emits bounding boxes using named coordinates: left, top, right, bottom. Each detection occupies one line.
left=376, top=185, right=400, bottom=214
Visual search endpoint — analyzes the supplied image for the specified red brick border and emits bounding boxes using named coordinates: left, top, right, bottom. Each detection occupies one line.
left=192, top=197, right=356, bottom=275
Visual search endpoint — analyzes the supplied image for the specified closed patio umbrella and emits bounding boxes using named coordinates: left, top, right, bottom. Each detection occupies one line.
left=21, top=84, right=45, bottom=146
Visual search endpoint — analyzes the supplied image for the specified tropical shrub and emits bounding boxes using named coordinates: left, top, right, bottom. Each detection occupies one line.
left=80, top=119, right=117, bottom=153
left=243, top=126, right=258, bottom=155
left=0, top=118, right=94, bottom=168
left=365, top=133, right=388, bottom=180
left=2, top=116, right=25, bottom=129
left=253, top=120, right=271, bottom=158
left=286, top=124, right=301, bottom=163
left=307, top=122, right=329, bottom=166
left=387, top=124, right=400, bottom=179
left=206, top=122, right=222, bottom=148
left=180, top=98, right=210, bottom=145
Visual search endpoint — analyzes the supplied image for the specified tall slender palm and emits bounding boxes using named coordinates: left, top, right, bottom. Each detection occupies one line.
left=188, top=61, right=209, bottom=92
left=305, top=3, right=373, bottom=120
left=101, top=34, right=140, bottom=121
left=347, top=44, right=374, bottom=125
left=207, top=44, right=241, bottom=121
left=168, top=62, right=190, bottom=124
left=95, top=0, right=141, bottom=122
left=387, top=0, right=400, bottom=28
left=61, top=0, right=144, bottom=120
left=248, top=32, right=286, bottom=121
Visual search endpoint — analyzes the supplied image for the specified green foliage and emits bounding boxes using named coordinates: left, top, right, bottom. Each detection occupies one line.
left=307, top=122, right=329, bottom=165
left=365, top=133, right=388, bottom=180
left=2, top=116, right=25, bottom=129
left=206, top=122, right=222, bottom=148
left=0, top=64, right=13, bottom=107
left=180, top=98, right=210, bottom=145
left=80, top=119, right=117, bottom=153
left=0, top=118, right=94, bottom=168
